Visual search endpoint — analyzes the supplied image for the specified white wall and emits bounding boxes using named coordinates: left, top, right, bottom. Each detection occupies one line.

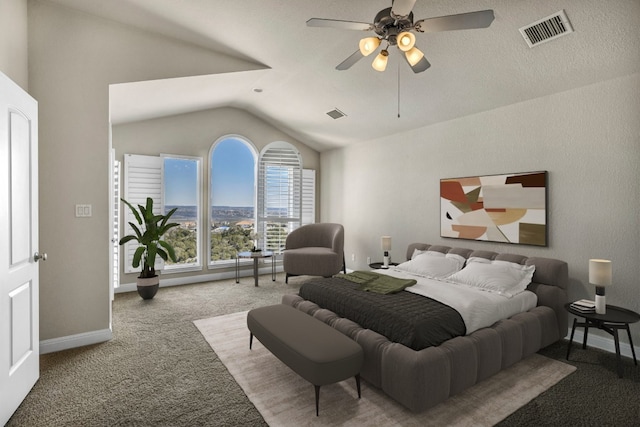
left=321, top=73, right=640, bottom=345
left=0, top=0, right=28, bottom=89
left=27, top=0, right=265, bottom=343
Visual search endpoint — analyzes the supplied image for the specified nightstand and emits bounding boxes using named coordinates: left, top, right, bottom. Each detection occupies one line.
left=565, top=303, right=640, bottom=378
left=368, top=262, right=399, bottom=269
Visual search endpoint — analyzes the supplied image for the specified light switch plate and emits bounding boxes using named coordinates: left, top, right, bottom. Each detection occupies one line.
left=75, top=204, right=92, bottom=217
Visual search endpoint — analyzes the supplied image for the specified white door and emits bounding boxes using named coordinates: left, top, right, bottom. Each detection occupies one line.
left=0, top=72, right=41, bottom=425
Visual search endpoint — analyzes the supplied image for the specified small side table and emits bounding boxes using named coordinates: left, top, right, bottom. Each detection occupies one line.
left=368, top=262, right=399, bottom=269
left=236, top=251, right=276, bottom=287
left=565, top=303, right=640, bottom=378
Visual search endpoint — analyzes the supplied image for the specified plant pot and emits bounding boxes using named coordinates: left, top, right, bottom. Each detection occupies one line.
left=136, top=275, right=160, bottom=300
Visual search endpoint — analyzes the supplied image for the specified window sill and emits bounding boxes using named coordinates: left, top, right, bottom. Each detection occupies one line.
left=162, top=264, right=202, bottom=274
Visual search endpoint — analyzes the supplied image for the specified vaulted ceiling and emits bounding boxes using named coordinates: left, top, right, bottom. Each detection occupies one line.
left=46, top=0, right=640, bottom=151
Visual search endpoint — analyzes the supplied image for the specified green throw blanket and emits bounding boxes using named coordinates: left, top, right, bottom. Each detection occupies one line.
left=335, top=271, right=417, bottom=294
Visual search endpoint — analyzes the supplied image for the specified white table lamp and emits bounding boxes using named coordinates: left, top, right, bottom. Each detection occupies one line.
left=589, top=259, right=612, bottom=314
left=381, top=236, right=392, bottom=268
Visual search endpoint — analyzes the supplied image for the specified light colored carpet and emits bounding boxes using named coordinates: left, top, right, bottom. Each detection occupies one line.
left=195, top=311, right=576, bottom=427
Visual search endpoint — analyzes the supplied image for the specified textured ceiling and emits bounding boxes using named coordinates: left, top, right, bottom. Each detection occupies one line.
left=46, top=0, right=640, bottom=151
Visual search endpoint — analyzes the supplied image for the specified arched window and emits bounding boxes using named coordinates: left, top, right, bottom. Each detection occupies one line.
left=209, top=136, right=257, bottom=265
left=257, top=141, right=302, bottom=253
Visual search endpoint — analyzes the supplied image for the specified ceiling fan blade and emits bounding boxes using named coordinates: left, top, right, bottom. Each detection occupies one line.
left=336, top=49, right=366, bottom=70
left=414, top=10, right=495, bottom=33
left=405, top=54, right=431, bottom=73
left=391, top=0, right=417, bottom=18
left=306, top=18, right=373, bottom=31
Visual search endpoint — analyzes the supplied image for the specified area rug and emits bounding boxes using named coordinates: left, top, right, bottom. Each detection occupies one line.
left=194, top=311, right=576, bottom=427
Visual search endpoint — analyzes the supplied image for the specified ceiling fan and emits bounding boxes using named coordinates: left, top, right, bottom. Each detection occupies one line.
left=307, top=0, right=495, bottom=73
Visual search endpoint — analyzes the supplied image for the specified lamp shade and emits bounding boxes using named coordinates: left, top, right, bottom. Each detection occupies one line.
left=589, top=259, right=612, bottom=286
left=359, top=37, right=381, bottom=56
left=372, top=49, right=389, bottom=71
left=405, top=46, right=425, bottom=66
left=397, top=32, right=416, bottom=52
left=381, top=236, right=392, bottom=251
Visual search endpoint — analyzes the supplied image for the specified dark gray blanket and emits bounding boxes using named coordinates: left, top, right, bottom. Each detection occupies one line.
left=298, top=277, right=466, bottom=351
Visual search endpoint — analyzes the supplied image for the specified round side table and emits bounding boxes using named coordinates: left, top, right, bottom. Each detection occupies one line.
left=236, top=251, right=275, bottom=287
left=368, top=262, right=399, bottom=269
left=565, top=303, right=640, bottom=378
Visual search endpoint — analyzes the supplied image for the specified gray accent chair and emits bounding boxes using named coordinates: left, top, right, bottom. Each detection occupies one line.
left=283, top=223, right=345, bottom=284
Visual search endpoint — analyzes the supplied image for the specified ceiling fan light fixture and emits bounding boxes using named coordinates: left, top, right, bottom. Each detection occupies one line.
left=371, top=49, right=389, bottom=72
left=405, top=46, right=424, bottom=66
left=308, top=5, right=496, bottom=73
left=359, top=37, right=381, bottom=56
left=397, top=31, right=416, bottom=52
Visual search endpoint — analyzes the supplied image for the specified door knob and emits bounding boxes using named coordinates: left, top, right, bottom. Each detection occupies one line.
left=33, top=252, right=48, bottom=262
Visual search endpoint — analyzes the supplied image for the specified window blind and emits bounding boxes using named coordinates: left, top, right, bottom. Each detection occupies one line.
left=301, top=169, right=316, bottom=226
left=257, top=143, right=302, bottom=254
left=123, top=154, right=164, bottom=274
left=112, top=159, right=121, bottom=287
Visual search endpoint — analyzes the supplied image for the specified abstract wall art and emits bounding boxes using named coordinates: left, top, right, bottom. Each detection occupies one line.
left=440, top=171, right=547, bottom=246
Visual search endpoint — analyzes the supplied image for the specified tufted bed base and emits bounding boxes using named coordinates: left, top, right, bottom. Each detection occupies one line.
left=282, top=243, right=568, bottom=412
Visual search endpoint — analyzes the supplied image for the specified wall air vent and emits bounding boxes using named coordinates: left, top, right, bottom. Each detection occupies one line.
left=326, top=108, right=346, bottom=119
left=519, top=10, right=573, bottom=48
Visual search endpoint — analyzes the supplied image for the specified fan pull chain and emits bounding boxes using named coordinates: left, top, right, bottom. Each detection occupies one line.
left=397, top=62, right=401, bottom=118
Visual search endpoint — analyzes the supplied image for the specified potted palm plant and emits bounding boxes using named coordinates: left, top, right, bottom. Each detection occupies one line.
left=119, top=197, right=179, bottom=299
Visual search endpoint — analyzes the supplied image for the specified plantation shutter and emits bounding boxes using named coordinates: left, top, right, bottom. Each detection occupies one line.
left=257, top=142, right=302, bottom=254
left=112, top=158, right=121, bottom=288
left=301, top=169, right=316, bottom=226
left=123, top=154, right=164, bottom=274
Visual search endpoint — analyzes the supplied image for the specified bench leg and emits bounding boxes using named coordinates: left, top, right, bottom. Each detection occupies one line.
left=314, top=376, right=360, bottom=416
left=249, top=332, right=253, bottom=350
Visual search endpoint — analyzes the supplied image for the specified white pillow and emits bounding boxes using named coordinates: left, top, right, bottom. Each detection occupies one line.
left=411, top=248, right=429, bottom=259
left=446, top=259, right=535, bottom=298
left=466, top=256, right=491, bottom=264
left=397, top=252, right=466, bottom=279
left=411, top=249, right=450, bottom=260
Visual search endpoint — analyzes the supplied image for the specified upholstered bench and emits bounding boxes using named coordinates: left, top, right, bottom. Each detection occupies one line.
left=247, top=304, right=363, bottom=416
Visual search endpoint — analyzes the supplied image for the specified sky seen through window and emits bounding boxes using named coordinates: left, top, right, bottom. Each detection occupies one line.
left=164, top=138, right=256, bottom=207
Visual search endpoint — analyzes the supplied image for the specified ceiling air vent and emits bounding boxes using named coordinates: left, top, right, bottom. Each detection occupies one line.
left=519, top=10, right=573, bottom=48
left=326, top=108, right=346, bottom=119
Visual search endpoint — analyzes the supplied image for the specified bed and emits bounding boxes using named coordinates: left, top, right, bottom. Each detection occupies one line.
left=282, top=243, right=568, bottom=412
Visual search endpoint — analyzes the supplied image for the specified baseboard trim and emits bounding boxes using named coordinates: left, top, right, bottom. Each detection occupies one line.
left=565, top=328, right=638, bottom=360
left=40, top=328, right=113, bottom=354
left=115, top=265, right=284, bottom=294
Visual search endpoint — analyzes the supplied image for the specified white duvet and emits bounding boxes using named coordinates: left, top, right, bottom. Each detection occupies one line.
left=378, top=267, right=537, bottom=335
